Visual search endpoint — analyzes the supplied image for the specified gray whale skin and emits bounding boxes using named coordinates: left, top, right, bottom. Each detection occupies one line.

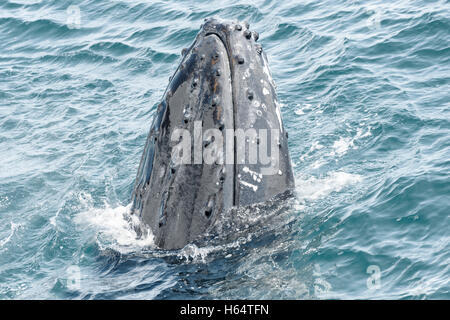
left=131, top=19, right=295, bottom=249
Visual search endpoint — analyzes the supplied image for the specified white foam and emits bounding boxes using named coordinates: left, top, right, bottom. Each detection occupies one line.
left=299, top=141, right=324, bottom=162
left=329, top=127, right=372, bottom=157
left=295, top=172, right=362, bottom=202
left=0, top=222, right=20, bottom=248
left=294, top=103, right=314, bottom=115
left=74, top=202, right=154, bottom=253
left=0, top=196, right=9, bottom=210
left=178, top=244, right=213, bottom=263
left=177, top=233, right=252, bottom=263
left=310, top=159, right=327, bottom=169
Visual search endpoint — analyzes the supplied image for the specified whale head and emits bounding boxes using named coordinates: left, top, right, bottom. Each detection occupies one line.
left=131, top=19, right=294, bottom=249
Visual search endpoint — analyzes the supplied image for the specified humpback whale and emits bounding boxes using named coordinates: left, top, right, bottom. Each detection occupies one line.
left=131, top=19, right=295, bottom=249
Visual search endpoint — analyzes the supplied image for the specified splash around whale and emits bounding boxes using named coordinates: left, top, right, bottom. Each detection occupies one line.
left=130, top=18, right=295, bottom=250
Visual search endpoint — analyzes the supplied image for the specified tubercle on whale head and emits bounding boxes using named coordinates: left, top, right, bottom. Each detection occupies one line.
left=199, top=18, right=262, bottom=63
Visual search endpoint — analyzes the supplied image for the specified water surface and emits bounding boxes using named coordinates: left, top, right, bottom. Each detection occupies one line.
left=0, top=0, right=449, bottom=299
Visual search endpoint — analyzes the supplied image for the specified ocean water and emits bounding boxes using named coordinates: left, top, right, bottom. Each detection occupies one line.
left=0, top=0, right=449, bottom=299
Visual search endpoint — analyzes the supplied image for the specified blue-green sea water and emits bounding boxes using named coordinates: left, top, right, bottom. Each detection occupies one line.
left=0, top=0, right=449, bottom=299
